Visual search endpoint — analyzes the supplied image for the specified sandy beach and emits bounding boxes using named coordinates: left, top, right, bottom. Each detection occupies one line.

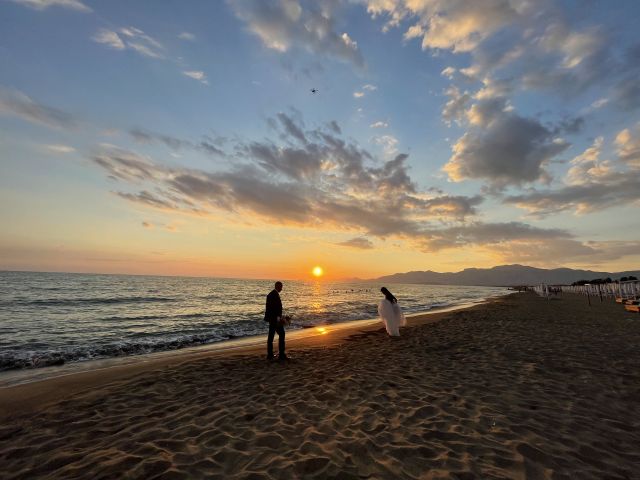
left=1, top=292, right=639, bottom=479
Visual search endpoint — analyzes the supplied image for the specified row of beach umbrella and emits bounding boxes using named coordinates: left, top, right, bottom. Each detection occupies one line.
left=532, top=281, right=640, bottom=312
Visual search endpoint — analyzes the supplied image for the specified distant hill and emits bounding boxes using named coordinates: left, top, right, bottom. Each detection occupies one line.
left=372, top=264, right=640, bottom=287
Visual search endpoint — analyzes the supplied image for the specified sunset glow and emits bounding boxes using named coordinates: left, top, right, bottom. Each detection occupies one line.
left=312, top=266, right=324, bottom=278
left=0, top=1, right=639, bottom=279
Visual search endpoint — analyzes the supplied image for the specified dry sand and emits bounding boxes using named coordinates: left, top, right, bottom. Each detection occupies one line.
left=0, top=292, right=639, bottom=479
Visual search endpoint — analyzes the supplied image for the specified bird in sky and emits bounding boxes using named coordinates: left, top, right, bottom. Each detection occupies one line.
left=310, top=88, right=317, bottom=94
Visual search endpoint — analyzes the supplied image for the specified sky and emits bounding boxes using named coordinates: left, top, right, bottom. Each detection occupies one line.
left=1, top=0, right=640, bottom=280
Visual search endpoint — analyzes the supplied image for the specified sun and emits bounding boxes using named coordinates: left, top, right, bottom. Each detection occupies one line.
left=312, top=266, right=324, bottom=277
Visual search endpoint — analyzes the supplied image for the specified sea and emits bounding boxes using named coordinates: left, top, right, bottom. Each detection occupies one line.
left=0, top=271, right=508, bottom=371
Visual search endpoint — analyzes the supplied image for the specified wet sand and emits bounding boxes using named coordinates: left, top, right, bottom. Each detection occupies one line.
left=1, top=292, right=639, bottom=479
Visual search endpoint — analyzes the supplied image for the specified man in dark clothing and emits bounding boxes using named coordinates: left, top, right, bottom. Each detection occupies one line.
left=264, top=281, right=288, bottom=360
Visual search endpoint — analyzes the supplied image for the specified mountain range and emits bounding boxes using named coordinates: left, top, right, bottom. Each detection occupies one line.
left=370, top=264, right=640, bottom=287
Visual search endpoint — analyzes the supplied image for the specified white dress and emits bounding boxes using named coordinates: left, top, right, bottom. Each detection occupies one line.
left=378, top=299, right=406, bottom=336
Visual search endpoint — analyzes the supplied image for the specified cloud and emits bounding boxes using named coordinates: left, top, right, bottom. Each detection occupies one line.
left=246, top=143, right=321, bottom=180
left=419, top=221, right=573, bottom=252
left=275, top=111, right=307, bottom=144
left=129, top=128, right=191, bottom=150
left=443, top=122, right=567, bottom=188
left=370, top=121, right=388, bottom=128
left=178, top=32, right=196, bottom=41
left=609, top=43, right=640, bottom=110
left=167, top=168, right=315, bottom=222
left=229, top=0, right=364, bottom=68
left=505, top=176, right=640, bottom=217
left=92, top=27, right=164, bottom=59
left=0, top=87, right=76, bottom=129
left=518, top=23, right=612, bottom=95
left=504, top=129, right=640, bottom=216
left=407, top=194, right=484, bottom=220
left=367, top=0, right=640, bottom=138
left=442, top=94, right=569, bottom=188
left=484, top=239, right=640, bottom=267
left=45, top=144, right=75, bottom=153
left=380, top=3, right=638, bottom=204
left=89, top=115, right=489, bottom=241
left=407, top=219, right=639, bottom=266
left=366, top=0, right=527, bottom=52
left=483, top=238, right=596, bottom=266
left=327, top=120, right=341, bottom=135
left=198, top=140, right=226, bottom=157
left=92, top=147, right=160, bottom=183
left=129, top=128, right=226, bottom=157
left=9, top=0, right=90, bottom=12
left=354, top=84, right=377, bottom=98
left=116, top=191, right=178, bottom=210
left=182, top=71, right=209, bottom=85
left=92, top=26, right=212, bottom=90
left=590, top=98, right=609, bottom=110
left=373, top=134, right=399, bottom=155
left=538, top=23, right=604, bottom=69
left=612, top=76, right=640, bottom=112
left=432, top=12, right=612, bottom=98
left=580, top=241, right=640, bottom=263
left=403, top=23, right=423, bottom=40
left=441, top=66, right=456, bottom=79
left=127, top=43, right=163, bottom=59
left=142, top=221, right=154, bottom=228
left=615, top=123, right=640, bottom=168
left=86, top=114, right=629, bottom=262
left=93, top=26, right=209, bottom=89
left=92, top=29, right=125, bottom=50
left=442, top=86, right=471, bottom=126
left=369, top=0, right=640, bottom=122
left=336, top=237, right=374, bottom=249
left=554, top=116, right=584, bottom=135
left=422, top=225, right=640, bottom=268
left=563, top=137, right=610, bottom=186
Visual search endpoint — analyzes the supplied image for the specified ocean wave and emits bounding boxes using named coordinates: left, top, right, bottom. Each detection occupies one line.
left=4, top=296, right=177, bottom=307
left=102, top=312, right=211, bottom=322
left=427, top=302, right=453, bottom=309
left=0, top=330, right=255, bottom=371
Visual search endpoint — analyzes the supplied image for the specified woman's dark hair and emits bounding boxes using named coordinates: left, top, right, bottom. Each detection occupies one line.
left=380, top=287, right=397, bottom=304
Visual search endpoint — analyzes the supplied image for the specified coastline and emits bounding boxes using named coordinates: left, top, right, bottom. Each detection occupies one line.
left=0, top=275, right=508, bottom=374
left=0, top=295, right=504, bottom=419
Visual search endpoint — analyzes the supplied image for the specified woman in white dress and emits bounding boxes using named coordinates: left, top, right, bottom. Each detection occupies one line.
left=378, top=287, right=406, bottom=336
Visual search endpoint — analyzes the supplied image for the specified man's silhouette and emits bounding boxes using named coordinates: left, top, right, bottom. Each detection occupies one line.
left=264, top=281, right=288, bottom=361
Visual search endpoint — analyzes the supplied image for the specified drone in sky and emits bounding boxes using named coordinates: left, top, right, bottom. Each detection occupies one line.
left=310, top=88, right=318, bottom=94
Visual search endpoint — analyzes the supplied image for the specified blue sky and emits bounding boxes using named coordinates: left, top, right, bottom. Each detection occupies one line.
left=1, top=0, right=639, bottom=278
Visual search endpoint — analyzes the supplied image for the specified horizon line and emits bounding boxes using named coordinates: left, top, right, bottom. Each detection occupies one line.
left=2, top=264, right=638, bottom=282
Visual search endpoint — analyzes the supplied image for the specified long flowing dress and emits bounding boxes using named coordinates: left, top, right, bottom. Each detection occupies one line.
left=378, top=299, right=406, bottom=336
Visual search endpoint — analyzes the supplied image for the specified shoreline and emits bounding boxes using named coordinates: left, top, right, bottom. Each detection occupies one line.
left=0, top=295, right=506, bottom=420
left=0, top=285, right=508, bottom=377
